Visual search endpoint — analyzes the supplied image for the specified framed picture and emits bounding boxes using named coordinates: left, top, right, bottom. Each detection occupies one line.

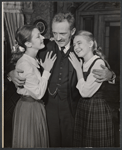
left=33, top=19, right=47, bottom=35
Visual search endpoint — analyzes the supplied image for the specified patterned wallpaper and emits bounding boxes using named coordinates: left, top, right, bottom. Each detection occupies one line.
left=29, top=1, right=73, bottom=38
left=30, top=1, right=54, bottom=38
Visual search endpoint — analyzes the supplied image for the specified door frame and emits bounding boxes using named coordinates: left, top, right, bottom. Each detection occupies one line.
left=76, top=2, right=120, bottom=47
left=98, top=14, right=120, bottom=59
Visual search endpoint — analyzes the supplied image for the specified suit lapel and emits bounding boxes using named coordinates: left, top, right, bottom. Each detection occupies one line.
left=69, top=45, right=74, bottom=82
left=52, top=41, right=74, bottom=83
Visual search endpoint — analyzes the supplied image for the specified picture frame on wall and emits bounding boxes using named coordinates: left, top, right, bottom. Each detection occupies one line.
left=33, top=19, right=48, bottom=35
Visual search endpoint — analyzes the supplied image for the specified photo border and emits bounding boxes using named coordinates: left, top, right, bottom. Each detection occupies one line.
left=1, top=0, right=122, bottom=149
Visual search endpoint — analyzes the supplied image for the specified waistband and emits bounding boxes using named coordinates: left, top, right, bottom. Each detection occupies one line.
left=21, top=95, right=37, bottom=102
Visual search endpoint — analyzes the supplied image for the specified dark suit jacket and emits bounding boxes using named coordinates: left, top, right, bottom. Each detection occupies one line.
left=37, top=39, right=81, bottom=117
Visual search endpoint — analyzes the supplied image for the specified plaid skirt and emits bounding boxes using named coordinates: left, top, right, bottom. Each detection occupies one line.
left=12, top=96, right=49, bottom=148
left=73, top=97, right=114, bottom=147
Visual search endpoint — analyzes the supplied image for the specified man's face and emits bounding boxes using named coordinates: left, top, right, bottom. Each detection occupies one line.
left=52, top=20, right=75, bottom=47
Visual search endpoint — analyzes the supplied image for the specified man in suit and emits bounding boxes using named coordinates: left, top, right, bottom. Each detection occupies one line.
left=8, top=12, right=115, bottom=147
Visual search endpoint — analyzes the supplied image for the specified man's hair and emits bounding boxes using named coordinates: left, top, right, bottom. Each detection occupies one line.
left=52, top=12, right=75, bottom=30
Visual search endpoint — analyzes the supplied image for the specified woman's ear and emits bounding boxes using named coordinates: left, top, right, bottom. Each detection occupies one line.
left=25, top=41, right=32, bottom=48
left=89, top=41, right=94, bottom=48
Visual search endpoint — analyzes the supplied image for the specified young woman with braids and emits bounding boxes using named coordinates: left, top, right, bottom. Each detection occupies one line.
left=68, top=30, right=114, bottom=147
left=11, top=25, right=57, bottom=148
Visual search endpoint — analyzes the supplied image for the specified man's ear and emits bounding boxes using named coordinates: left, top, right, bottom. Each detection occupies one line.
left=71, top=28, right=76, bottom=36
left=25, top=41, right=32, bottom=48
left=89, top=41, right=94, bottom=48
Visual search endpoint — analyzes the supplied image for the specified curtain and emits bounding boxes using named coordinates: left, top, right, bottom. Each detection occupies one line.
left=3, top=2, right=24, bottom=50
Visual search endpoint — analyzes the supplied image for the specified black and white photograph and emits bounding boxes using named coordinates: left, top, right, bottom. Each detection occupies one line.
left=2, top=1, right=120, bottom=148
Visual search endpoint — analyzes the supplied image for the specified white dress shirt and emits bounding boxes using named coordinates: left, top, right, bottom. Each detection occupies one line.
left=58, top=42, right=70, bottom=54
left=76, top=55, right=105, bottom=98
left=16, top=54, right=51, bottom=100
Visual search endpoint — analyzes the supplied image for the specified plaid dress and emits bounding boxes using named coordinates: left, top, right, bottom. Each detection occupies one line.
left=73, top=58, right=114, bottom=147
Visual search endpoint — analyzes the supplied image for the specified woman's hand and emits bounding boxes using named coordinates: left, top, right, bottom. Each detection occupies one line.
left=68, top=52, right=82, bottom=71
left=40, top=51, right=57, bottom=72
left=68, top=52, right=83, bottom=80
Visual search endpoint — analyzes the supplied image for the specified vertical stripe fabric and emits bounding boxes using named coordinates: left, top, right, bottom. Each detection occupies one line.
left=3, top=2, right=24, bottom=51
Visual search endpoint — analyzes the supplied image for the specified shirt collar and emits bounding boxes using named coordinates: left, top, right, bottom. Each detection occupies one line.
left=58, top=42, right=71, bottom=54
left=23, top=54, right=40, bottom=68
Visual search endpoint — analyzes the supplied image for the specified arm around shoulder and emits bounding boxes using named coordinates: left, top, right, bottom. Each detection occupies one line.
left=108, top=70, right=116, bottom=84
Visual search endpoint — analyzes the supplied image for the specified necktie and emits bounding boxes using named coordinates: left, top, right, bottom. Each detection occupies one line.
left=61, top=46, right=65, bottom=55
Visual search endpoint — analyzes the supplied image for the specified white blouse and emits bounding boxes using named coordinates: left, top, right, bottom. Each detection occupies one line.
left=16, top=54, right=51, bottom=100
left=76, top=55, right=105, bottom=98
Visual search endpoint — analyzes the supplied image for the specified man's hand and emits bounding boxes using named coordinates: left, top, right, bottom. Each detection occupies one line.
left=92, top=64, right=112, bottom=83
left=9, top=69, right=26, bottom=87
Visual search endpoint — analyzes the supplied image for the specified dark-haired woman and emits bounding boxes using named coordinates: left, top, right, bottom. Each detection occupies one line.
left=12, top=25, right=56, bottom=148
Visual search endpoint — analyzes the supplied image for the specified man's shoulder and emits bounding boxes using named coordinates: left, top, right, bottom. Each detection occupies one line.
left=46, top=39, right=56, bottom=47
left=37, top=39, right=56, bottom=59
left=43, top=39, right=56, bottom=49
